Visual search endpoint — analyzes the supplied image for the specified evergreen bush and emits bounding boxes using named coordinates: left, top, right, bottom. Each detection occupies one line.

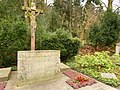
left=0, top=19, right=29, bottom=67
left=89, top=11, right=120, bottom=46
left=37, top=28, right=80, bottom=61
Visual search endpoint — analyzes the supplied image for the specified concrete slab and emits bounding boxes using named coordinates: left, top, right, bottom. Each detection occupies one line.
left=57, top=63, right=71, bottom=72
left=0, top=67, right=11, bottom=82
left=5, top=71, right=118, bottom=90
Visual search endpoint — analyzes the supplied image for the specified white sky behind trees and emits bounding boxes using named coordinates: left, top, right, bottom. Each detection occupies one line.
left=46, top=0, right=120, bottom=10
left=102, top=0, right=120, bottom=10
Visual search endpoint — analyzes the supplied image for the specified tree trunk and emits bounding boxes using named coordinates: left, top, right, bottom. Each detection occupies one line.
left=70, top=0, right=72, bottom=32
left=108, top=0, right=113, bottom=11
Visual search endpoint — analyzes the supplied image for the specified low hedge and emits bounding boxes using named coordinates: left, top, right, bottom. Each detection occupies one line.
left=39, top=28, right=80, bottom=61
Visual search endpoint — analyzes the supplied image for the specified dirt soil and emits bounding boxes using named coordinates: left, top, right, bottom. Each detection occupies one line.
left=79, top=44, right=115, bottom=55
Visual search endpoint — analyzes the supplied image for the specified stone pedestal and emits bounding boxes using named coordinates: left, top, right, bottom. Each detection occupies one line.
left=17, top=50, right=60, bottom=86
left=115, top=43, right=120, bottom=54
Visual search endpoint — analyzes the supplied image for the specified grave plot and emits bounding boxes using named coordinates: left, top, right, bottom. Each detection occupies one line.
left=63, top=69, right=96, bottom=89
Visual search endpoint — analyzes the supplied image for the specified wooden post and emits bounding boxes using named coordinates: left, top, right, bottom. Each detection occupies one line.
left=108, top=0, right=113, bottom=11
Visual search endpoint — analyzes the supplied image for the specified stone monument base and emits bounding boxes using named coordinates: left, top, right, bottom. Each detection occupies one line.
left=115, top=43, right=120, bottom=54
left=17, top=50, right=60, bottom=87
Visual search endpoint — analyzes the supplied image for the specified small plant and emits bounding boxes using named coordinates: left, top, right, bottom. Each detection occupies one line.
left=11, top=66, right=17, bottom=71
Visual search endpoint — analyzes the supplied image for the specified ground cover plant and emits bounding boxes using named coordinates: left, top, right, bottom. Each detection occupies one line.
left=66, top=52, right=120, bottom=87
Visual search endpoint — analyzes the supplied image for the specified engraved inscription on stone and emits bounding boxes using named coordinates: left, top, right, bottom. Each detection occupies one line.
left=17, top=50, right=60, bottom=82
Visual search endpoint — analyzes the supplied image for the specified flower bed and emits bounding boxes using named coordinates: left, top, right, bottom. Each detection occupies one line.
left=64, top=70, right=96, bottom=89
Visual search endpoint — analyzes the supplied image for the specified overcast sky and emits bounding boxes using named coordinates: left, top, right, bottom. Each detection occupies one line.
left=46, top=0, right=120, bottom=10
left=102, top=0, right=120, bottom=10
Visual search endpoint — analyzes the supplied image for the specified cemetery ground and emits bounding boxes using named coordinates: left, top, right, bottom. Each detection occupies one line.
left=0, top=0, right=120, bottom=90
left=0, top=50, right=120, bottom=90
left=0, top=46, right=120, bottom=90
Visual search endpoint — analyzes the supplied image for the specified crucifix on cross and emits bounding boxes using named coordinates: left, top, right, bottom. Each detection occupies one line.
left=22, top=0, right=43, bottom=50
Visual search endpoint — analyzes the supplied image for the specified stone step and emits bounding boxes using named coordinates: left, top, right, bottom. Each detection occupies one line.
left=0, top=67, right=11, bottom=82
left=57, top=63, right=71, bottom=72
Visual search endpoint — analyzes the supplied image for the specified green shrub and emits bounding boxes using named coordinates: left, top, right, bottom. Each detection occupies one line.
left=0, top=19, right=29, bottom=67
left=37, top=28, right=80, bottom=61
left=89, top=11, right=120, bottom=46
left=66, top=52, right=120, bottom=87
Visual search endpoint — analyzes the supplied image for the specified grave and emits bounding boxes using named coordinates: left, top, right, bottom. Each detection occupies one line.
left=16, top=0, right=62, bottom=87
left=5, top=70, right=118, bottom=90
left=16, top=0, right=74, bottom=87
left=0, top=67, right=11, bottom=82
left=17, top=50, right=61, bottom=86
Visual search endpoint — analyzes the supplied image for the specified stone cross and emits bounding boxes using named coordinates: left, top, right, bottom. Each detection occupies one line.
left=22, top=0, right=43, bottom=50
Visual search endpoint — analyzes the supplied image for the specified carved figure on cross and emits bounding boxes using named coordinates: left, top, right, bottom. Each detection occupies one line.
left=22, top=0, right=43, bottom=50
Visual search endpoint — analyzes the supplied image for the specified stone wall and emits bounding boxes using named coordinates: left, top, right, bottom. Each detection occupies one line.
left=17, top=50, right=60, bottom=86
